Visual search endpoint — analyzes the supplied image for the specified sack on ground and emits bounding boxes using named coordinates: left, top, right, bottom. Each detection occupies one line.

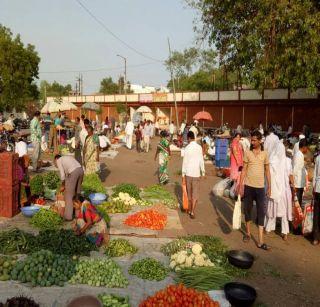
left=212, top=178, right=232, bottom=197
left=232, top=195, right=242, bottom=230
left=302, top=202, right=314, bottom=235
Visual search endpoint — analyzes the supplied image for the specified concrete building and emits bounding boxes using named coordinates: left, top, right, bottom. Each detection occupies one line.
left=47, top=88, right=320, bottom=131
left=130, top=84, right=169, bottom=94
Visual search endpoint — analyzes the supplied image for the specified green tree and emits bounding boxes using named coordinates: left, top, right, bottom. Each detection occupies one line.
left=187, top=0, right=320, bottom=91
left=0, top=25, right=40, bottom=111
left=40, top=80, right=72, bottom=101
left=99, top=77, right=119, bottom=94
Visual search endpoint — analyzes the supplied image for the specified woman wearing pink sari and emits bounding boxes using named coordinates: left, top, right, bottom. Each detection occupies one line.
left=230, top=133, right=243, bottom=180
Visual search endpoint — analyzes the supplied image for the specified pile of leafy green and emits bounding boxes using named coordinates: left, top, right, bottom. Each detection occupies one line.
left=30, top=209, right=63, bottom=231
left=30, top=175, right=44, bottom=196
left=141, top=185, right=176, bottom=209
left=82, top=174, right=106, bottom=196
left=28, top=229, right=97, bottom=256
left=112, top=183, right=141, bottom=200
left=43, top=171, right=61, bottom=190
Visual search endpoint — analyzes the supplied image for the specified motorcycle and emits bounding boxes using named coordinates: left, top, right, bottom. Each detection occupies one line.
left=0, top=131, right=15, bottom=152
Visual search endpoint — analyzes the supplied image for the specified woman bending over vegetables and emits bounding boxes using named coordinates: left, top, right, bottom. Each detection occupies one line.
left=72, top=197, right=108, bottom=246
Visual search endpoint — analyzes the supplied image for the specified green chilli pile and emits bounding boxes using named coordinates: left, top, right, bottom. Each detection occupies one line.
left=105, top=239, right=138, bottom=257
left=10, top=250, right=76, bottom=287
left=129, top=258, right=168, bottom=281
left=98, top=293, right=130, bottom=307
left=69, top=258, right=128, bottom=288
left=30, top=209, right=63, bottom=231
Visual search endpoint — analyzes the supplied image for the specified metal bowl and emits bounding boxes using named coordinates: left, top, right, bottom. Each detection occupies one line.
left=89, top=193, right=107, bottom=206
left=227, top=250, right=254, bottom=269
left=21, top=206, right=40, bottom=217
left=224, top=282, right=257, bottom=307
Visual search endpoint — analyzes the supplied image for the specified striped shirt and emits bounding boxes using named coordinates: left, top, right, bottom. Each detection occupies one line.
left=243, top=150, right=269, bottom=188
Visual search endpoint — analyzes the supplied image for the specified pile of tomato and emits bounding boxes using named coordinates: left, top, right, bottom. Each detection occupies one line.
left=124, top=209, right=167, bottom=230
left=139, top=284, right=220, bottom=307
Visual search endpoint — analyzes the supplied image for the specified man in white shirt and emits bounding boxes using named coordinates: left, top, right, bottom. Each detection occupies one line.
left=312, top=153, right=320, bottom=245
left=54, top=154, right=84, bottom=221
left=125, top=119, right=134, bottom=149
left=179, top=120, right=186, bottom=135
left=15, top=138, right=28, bottom=157
left=292, top=134, right=305, bottom=158
left=182, top=131, right=205, bottom=219
left=143, top=121, right=153, bottom=152
left=169, top=121, right=175, bottom=142
left=293, top=138, right=308, bottom=207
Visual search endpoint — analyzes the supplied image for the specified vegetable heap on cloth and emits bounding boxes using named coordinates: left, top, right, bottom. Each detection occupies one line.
left=139, top=284, right=219, bottom=307
left=170, top=243, right=214, bottom=271
left=124, top=209, right=167, bottom=230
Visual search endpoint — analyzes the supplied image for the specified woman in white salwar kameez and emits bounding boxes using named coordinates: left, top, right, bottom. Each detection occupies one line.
left=265, top=141, right=293, bottom=240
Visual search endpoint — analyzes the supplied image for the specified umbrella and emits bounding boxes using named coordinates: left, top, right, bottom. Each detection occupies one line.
left=41, top=101, right=61, bottom=114
left=81, top=102, right=100, bottom=111
left=59, top=101, right=78, bottom=111
left=193, top=111, right=213, bottom=121
left=136, top=105, right=152, bottom=113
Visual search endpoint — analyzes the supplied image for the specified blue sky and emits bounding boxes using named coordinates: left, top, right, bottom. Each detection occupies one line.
left=0, top=0, right=197, bottom=94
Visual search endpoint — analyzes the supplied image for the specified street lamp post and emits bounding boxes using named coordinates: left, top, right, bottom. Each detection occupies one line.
left=117, top=54, right=127, bottom=117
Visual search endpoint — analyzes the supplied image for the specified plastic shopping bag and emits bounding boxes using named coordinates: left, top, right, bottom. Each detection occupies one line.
left=302, top=202, right=314, bottom=235
left=182, top=177, right=189, bottom=211
left=232, top=195, right=242, bottom=230
left=292, top=197, right=304, bottom=229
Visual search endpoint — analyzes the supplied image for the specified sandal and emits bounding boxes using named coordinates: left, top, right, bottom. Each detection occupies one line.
left=312, top=240, right=319, bottom=246
left=189, top=213, right=195, bottom=219
left=243, top=235, right=250, bottom=243
left=257, top=243, right=271, bottom=251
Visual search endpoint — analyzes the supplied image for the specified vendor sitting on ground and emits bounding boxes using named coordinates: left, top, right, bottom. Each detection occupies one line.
left=72, top=197, right=108, bottom=246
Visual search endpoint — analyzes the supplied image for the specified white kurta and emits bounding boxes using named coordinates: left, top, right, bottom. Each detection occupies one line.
left=125, top=121, right=134, bottom=149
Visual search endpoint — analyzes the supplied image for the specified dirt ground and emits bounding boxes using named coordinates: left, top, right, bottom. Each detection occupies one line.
left=102, top=138, right=320, bottom=307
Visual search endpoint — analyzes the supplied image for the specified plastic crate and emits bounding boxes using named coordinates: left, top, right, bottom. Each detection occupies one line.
left=0, top=183, right=20, bottom=218
left=0, top=152, right=19, bottom=186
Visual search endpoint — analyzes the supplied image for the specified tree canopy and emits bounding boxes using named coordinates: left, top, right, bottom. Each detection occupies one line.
left=39, top=80, right=72, bottom=101
left=99, top=76, right=133, bottom=94
left=187, top=0, right=320, bottom=91
left=0, top=25, right=40, bottom=111
left=165, top=47, right=237, bottom=91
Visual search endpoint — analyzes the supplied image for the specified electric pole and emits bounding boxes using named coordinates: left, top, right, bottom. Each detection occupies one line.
left=117, top=54, right=128, bottom=116
left=167, top=38, right=179, bottom=128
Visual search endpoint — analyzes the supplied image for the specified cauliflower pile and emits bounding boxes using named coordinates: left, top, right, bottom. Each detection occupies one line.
left=113, top=192, right=137, bottom=206
left=169, top=243, right=214, bottom=271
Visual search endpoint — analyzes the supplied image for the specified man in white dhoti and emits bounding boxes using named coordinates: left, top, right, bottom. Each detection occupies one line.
left=125, top=119, right=134, bottom=149
left=265, top=140, right=293, bottom=240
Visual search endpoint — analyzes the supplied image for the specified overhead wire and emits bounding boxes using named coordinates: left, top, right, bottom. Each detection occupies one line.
left=39, top=61, right=158, bottom=74
left=75, top=0, right=164, bottom=63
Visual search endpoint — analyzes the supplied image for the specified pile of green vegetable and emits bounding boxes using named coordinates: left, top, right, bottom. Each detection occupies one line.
left=11, top=250, right=76, bottom=287
left=99, top=200, right=131, bottom=214
left=69, top=258, right=128, bottom=288
left=105, top=239, right=138, bottom=257
left=82, top=174, right=106, bottom=196
left=0, top=255, right=17, bottom=281
left=30, top=175, right=44, bottom=196
left=160, top=238, right=188, bottom=256
left=28, top=230, right=97, bottom=256
left=0, top=229, right=34, bottom=254
left=161, top=236, right=247, bottom=280
left=98, top=294, right=130, bottom=307
left=174, top=266, right=231, bottom=291
left=140, top=185, right=177, bottom=209
left=30, top=209, right=63, bottom=231
left=43, top=171, right=61, bottom=190
left=129, top=258, right=168, bottom=281
left=96, top=206, right=111, bottom=225
left=112, top=183, right=141, bottom=200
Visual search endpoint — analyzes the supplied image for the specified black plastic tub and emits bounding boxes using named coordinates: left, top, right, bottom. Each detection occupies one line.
left=227, top=250, right=254, bottom=269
